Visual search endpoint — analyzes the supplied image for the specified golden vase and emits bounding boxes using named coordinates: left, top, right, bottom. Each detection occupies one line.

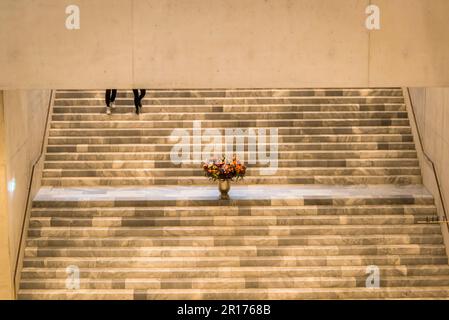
left=218, top=180, right=231, bottom=200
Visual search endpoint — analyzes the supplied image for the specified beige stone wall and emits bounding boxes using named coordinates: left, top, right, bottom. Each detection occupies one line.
left=0, top=91, right=14, bottom=299
left=408, top=88, right=449, bottom=251
left=0, top=90, right=51, bottom=299
left=0, top=0, right=448, bottom=89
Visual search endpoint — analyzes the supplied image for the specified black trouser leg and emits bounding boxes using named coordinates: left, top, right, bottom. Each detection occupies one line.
left=111, top=89, right=117, bottom=103
left=132, top=89, right=140, bottom=110
left=105, top=89, right=117, bottom=107
left=139, top=89, right=146, bottom=103
left=105, top=90, right=111, bottom=107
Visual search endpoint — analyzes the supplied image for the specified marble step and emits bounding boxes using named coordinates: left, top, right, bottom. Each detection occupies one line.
left=41, top=175, right=423, bottom=186
left=17, top=287, right=449, bottom=300
left=25, top=234, right=444, bottom=247
left=19, top=265, right=449, bottom=280
left=42, top=168, right=421, bottom=178
left=32, top=195, right=435, bottom=208
left=54, top=88, right=403, bottom=99
left=21, top=255, right=448, bottom=269
left=50, top=119, right=411, bottom=129
left=28, top=214, right=431, bottom=228
left=54, top=96, right=406, bottom=106
left=47, top=143, right=417, bottom=153
left=51, top=111, right=409, bottom=121
left=46, top=134, right=414, bottom=145
left=43, top=159, right=420, bottom=170
left=26, top=224, right=442, bottom=238
left=18, top=276, right=449, bottom=291
left=48, top=126, right=413, bottom=136
left=53, top=104, right=407, bottom=114
left=25, top=244, right=447, bottom=258
left=45, top=151, right=418, bottom=162
left=45, top=143, right=417, bottom=153
left=29, top=205, right=438, bottom=218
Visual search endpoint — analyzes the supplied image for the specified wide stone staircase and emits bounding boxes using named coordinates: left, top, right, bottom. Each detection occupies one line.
left=18, top=88, right=449, bottom=299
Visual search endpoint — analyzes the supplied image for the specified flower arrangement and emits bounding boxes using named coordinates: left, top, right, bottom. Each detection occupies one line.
left=202, top=155, right=247, bottom=181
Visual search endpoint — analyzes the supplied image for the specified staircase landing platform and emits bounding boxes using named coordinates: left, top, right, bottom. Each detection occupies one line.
left=34, top=184, right=432, bottom=202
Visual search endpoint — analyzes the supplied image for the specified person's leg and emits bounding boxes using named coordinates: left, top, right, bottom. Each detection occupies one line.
left=105, top=89, right=111, bottom=106
left=105, top=90, right=112, bottom=115
left=110, top=89, right=117, bottom=109
left=132, top=89, right=140, bottom=114
left=139, top=89, right=146, bottom=106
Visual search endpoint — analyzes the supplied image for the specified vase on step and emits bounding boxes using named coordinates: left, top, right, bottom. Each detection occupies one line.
left=218, top=180, right=231, bottom=200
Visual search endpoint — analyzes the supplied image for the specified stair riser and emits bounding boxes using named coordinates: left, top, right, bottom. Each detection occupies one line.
left=18, top=279, right=449, bottom=291
left=44, top=151, right=419, bottom=162
left=54, top=97, right=406, bottom=106
left=46, top=135, right=414, bottom=145
left=48, top=127, right=413, bottom=136
left=25, top=235, right=444, bottom=247
left=28, top=216, right=426, bottom=228
left=17, top=289, right=449, bottom=300
left=46, top=144, right=417, bottom=153
left=53, top=105, right=406, bottom=114
left=50, top=119, right=410, bottom=129
left=42, top=168, right=421, bottom=178
left=54, top=89, right=404, bottom=99
left=25, top=246, right=447, bottom=258
left=27, top=225, right=442, bottom=238
left=22, top=256, right=448, bottom=269
left=52, top=112, right=409, bottom=122
left=32, top=197, right=434, bottom=208
left=43, top=159, right=420, bottom=170
left=41, top=176, right=423, bottom=186
left=29, top=206, right=438, bottom=217
left=19, top=266, right=449, bottom=280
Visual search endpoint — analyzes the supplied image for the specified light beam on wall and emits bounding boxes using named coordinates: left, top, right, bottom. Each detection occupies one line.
left=7, top=178, right=16, bottom=193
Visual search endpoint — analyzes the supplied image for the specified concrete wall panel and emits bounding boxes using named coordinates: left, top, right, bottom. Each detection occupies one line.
left=1, top=0, right=448, bottom=88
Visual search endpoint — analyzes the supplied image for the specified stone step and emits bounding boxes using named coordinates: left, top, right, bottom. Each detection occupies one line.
left=44, top=154, right=419, bottom=162
left=48, top=126, right=412, bottom=136
left=19, top=265, right=449, bottom=280
left=18, top=276, right=449, bottom=291
left=17, top=287, right=449, bottom=300
left=54, top=88, right=403, bottom=99
left=21, top=255, right=448, bottom=269
left=54, top=96, right=406, bottom=106
left=32, top=195, right=435, bottom=208
left=25, top=234, right=444, bottom=247
left=51, top=111, right=409, bottom=121
left=29, top=206, right=437, bottom=219
left=50, top=119, right=410, bottom=129
left=41, top=175, right=423, bottom=186
left=42, top=168, right=421, bottom=178
left=53, top=104, right=407, bottom=114
left=25, top=244, right=447, bottom=258
left=43, top=158, right=420, bottom=170
left=45, top=142, right=417, bottom=154
left=44, top=150, right=418, bottom=162
left=28, top=214, right=430, bottom=228
left=26, top=224, right=442, bottom=238
left=46, top=134, right=414, bottom=145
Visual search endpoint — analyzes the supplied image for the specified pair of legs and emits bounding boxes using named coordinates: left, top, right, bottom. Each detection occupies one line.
left=105, top=89, right=117, bottom=115
left=105, top=89, right=117, bottom=107
left=104, top=89, right=146, bottom=115
left=133, top=89, right=146, bottom=114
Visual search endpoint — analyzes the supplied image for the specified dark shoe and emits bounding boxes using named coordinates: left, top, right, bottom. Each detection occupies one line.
left=135, top=106, right=140, bottom=115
